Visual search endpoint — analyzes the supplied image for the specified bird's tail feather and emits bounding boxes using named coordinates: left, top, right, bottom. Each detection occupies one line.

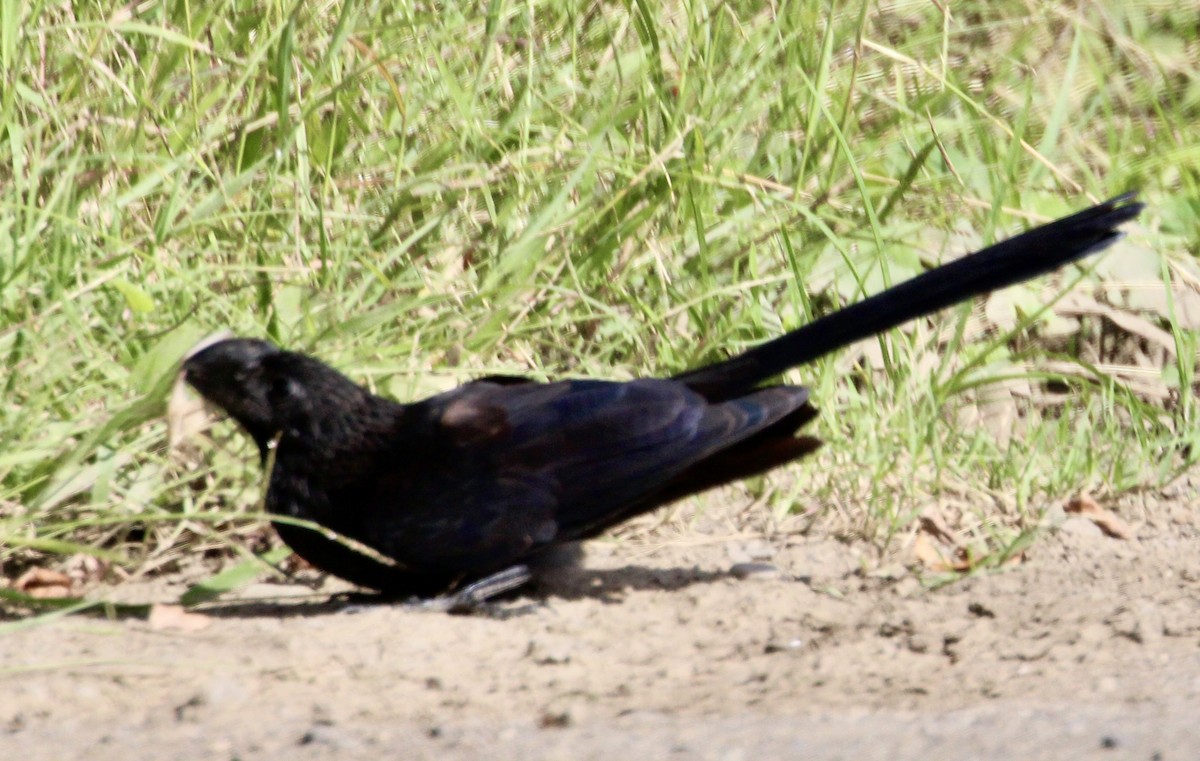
left=675, top=193, right=1143, bottom=399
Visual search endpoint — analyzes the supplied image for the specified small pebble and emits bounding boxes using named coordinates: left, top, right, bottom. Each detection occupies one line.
left=764, top=638, right=805, bottom=653
left=906, top=634, right=932, bottom=654
left=967, top=601, right=996, bottom=618
left=730, top=562, right=782, bottom=581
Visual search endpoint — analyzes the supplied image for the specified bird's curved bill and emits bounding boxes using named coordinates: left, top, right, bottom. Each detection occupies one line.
left=168, top=330, right=236, bottom=450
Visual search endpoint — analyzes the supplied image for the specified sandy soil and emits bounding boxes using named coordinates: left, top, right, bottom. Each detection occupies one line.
left=1, top=493, right=1197, bottom=761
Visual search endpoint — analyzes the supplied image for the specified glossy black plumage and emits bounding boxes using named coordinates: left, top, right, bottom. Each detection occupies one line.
left=182, top=194, right=1142, bottom=598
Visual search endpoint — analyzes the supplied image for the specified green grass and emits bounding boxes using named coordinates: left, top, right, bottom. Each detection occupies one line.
left=1, top=0, right=1198, bottom=593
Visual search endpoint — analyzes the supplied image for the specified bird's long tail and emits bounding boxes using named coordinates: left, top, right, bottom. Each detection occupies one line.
left=675, top=193, right=1143, bottom=399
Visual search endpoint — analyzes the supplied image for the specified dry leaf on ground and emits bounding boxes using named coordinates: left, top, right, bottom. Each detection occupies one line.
left=1064, top=494, right=1136, bottom=540
left=912, top=532, right=972, bottom=573
left=1055, top=291, right=1177, bottom=357
left=918, top=509, right=961, bottom=546
left=912, top=508, right=1024, bottom=572
left=13, top=568, right=75, bottom=599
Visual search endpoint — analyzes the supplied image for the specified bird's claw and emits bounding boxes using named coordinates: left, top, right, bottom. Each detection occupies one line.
left=408, top=564, right=534, bottom=615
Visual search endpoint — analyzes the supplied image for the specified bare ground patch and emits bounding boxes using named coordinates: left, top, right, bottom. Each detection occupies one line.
left=1, top=495, right=1197, bottom=761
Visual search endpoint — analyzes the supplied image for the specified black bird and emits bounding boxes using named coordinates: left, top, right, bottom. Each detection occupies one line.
left=181, top=194, right=1141, bottom=604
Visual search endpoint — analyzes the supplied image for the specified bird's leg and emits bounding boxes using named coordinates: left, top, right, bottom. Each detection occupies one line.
left=410, top=564, right=534, bottom=615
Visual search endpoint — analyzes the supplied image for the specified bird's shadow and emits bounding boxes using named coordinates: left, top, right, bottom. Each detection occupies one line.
left=534, top=562, right=729, bottom=602
left=194, top=562, right=732, bottom=621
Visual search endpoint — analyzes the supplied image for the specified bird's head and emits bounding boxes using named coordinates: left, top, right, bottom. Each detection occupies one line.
left=181, top=338, right=368, bottom=456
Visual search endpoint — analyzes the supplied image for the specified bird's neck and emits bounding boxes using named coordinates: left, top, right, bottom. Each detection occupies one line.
left=257, top=393, right=404, bottom=472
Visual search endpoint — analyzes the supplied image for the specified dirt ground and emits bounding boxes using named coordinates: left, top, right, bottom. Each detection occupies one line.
left=1, top=489, right=1197, bottom=761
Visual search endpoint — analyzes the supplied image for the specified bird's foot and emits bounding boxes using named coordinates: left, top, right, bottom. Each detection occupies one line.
left=409, top=565, right=534, bottom=615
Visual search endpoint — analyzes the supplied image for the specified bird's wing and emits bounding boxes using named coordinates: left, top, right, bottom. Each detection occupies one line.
left=354, top=378, right=809, bottom=576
